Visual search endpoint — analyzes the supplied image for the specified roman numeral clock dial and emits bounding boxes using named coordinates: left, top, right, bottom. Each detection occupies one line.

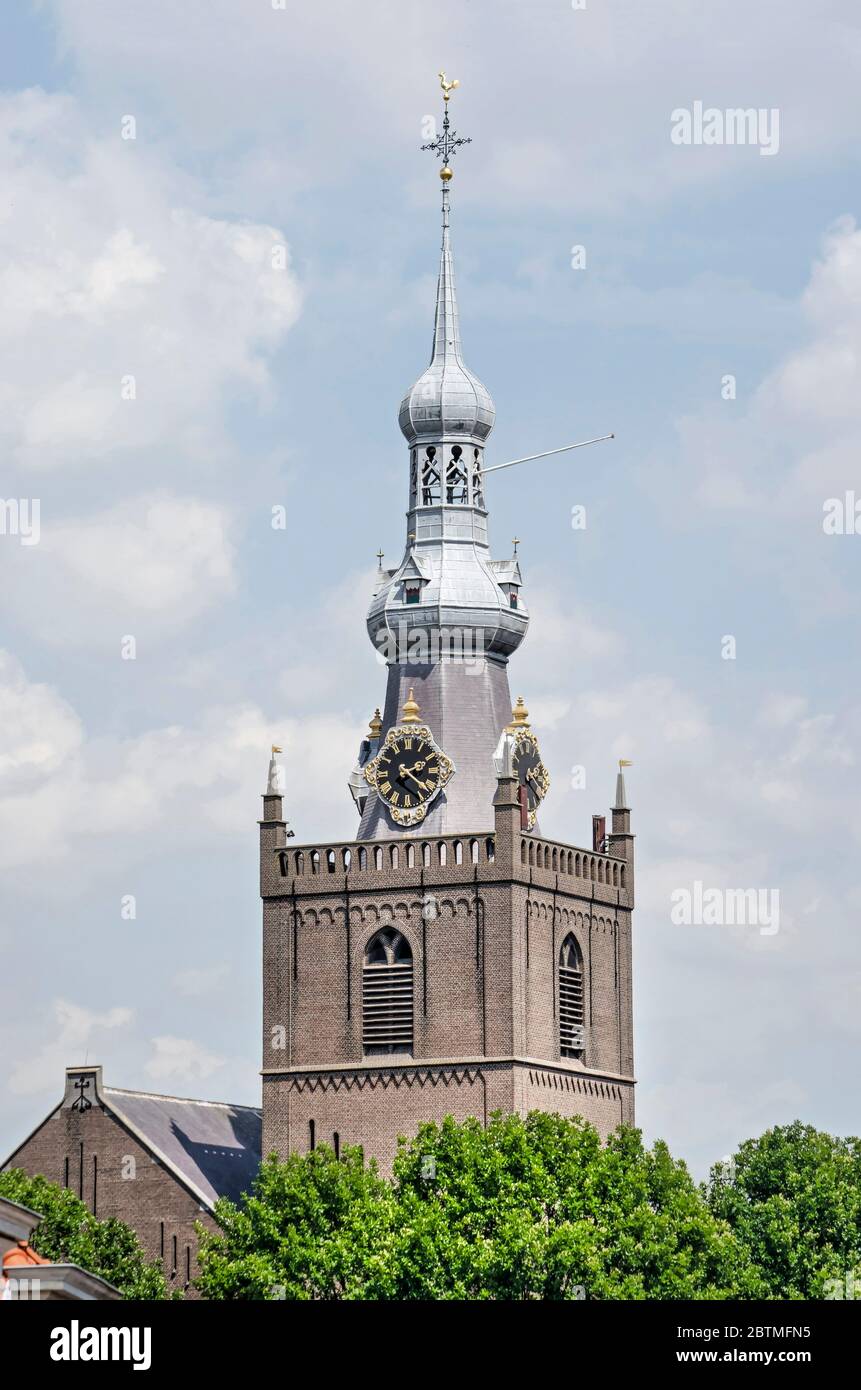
left=363, top=689, right=455, bottom=826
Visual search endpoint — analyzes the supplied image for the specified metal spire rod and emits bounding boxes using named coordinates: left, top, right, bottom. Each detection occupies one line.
left=481, top=433, right=615, bottom=475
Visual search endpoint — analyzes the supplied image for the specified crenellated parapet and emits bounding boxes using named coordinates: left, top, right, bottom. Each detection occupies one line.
left=262, top=778, right=633, bottom=911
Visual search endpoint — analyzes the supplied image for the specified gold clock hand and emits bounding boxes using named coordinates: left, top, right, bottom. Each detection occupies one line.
left=399, top=763, right=429, bottom=792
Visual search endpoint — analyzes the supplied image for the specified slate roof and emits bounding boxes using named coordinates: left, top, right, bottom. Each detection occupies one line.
left=104, top=1086, right=261, bottom=1209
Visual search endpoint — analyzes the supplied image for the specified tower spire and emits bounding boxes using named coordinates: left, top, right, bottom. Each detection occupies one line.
left=400, top=74, right=494, bottom=458
left=432, top=179, right=462, bottom=365
left=360, top=74, right=528, bottom=838
left=421, top=73, right=471, bottom=371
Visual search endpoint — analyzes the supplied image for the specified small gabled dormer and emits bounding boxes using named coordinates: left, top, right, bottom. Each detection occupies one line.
left=490, top=556, right=524, bottom=611
left=394, top=549, right=433, bottom=605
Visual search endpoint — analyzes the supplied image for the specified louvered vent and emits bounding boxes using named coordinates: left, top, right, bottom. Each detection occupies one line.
left=363, top=929, right=413, bottom=1055
left=559, top=935, right=585, bottom=1057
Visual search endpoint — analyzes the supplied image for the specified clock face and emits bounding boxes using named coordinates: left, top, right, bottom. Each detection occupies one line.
left=364, top=725, right=454, bottom=825
left=512, top=732, right=550, bottom=828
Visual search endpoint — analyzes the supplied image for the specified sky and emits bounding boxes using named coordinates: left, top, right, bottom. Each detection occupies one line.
left=1, top=0, right=860, bottom=1178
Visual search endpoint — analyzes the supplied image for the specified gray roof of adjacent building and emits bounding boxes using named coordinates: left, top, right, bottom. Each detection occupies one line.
left=103, top=1085, right=262, bottom=1210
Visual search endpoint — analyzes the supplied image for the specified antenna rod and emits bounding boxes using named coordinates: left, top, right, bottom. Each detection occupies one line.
left=481, top=433, right=615, bottom=475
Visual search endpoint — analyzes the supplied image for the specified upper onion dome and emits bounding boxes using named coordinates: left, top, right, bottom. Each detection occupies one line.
left=398, top=190, right=495, bottom=445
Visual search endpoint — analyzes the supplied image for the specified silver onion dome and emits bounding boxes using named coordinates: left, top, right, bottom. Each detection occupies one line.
left=398, top=187, right=495, bottom=445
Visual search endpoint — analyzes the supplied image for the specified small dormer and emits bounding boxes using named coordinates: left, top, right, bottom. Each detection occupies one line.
left=394, top=550, right=432, bottom=606
left=490, top=557, right=523, bottom=611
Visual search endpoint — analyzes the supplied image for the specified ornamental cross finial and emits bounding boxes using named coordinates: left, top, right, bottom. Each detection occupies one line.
left=421, top=71, right=471, bottom=178
left=72, top=1074, right=93, bottom=1112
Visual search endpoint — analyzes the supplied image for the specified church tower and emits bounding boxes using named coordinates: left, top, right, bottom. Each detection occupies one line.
left=260, top=78, right=635, bottom=1171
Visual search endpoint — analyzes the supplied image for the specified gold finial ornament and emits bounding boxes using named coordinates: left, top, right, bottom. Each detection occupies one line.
left=507, top=696, right=530, bottom=731
left=619, top=758, right=633, bottom=770
left=369, top=709, right=383, bottom=738
left=401, top=688, right=421, bottom=723
left=421, top=71, right=471, bottom=179
left=271, top=744, right=283, bottom=754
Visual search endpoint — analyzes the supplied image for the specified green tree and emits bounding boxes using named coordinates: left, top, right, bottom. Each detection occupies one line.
left=387, top=1112, right=764, bottom=1300
left=705, top=1121, right=861, bottom=1299
left=200, top=1114, right=764, bottom=1300
left=0, top=1169, right=171, bottom=1300
left=196, top=1144, right=396, bottom=1300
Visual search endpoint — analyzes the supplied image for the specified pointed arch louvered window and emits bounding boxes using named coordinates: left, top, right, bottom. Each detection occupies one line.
left=363, top=929, right=413, bottom=1055
left=559, top=934, right=585, bottom=1057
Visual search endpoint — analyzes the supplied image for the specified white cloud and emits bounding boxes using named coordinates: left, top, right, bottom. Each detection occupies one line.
left=1, top=493, right=237, bottom=647
left=0, top=651, right=361, bottom=872
left=643, top=215, right=861, bottom=626
left=757, top=217, right=861, bottom=435
left=0, top=88, right=301, bottom=471
left=0, top=651, right=82, bottom=782
left=677, top=218, right=861, bottom=515
left=144, top=1036, right=225, bottom=1085
left=524, top=580, right=624, bottom=694
left=758, top=694, right=808, bottom=728
left=8, top=999, right=133, bottom=1097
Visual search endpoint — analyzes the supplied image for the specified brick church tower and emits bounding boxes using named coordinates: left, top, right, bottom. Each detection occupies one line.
left=260, top=80, right=635, bottom=1171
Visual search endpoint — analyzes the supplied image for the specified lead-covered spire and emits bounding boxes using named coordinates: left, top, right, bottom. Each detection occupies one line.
left=398, top=189, right=495, bottom=447
left=398, top=78, right=495, bottom=449
left=432, top=185, right=462, bottom=362
left=359, top=75, right=529, bottom=839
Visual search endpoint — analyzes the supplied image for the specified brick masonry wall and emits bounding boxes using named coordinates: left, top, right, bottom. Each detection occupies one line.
left=263, top=1065, right=510, bottom=1169
left=3, top=1104, right=214, bottom=1297
left=515, top=1066, right=635, bottom=1129
left=261, top=779, right=637, bottom=1173
left=263, top=1062, right=635, bottom=1174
